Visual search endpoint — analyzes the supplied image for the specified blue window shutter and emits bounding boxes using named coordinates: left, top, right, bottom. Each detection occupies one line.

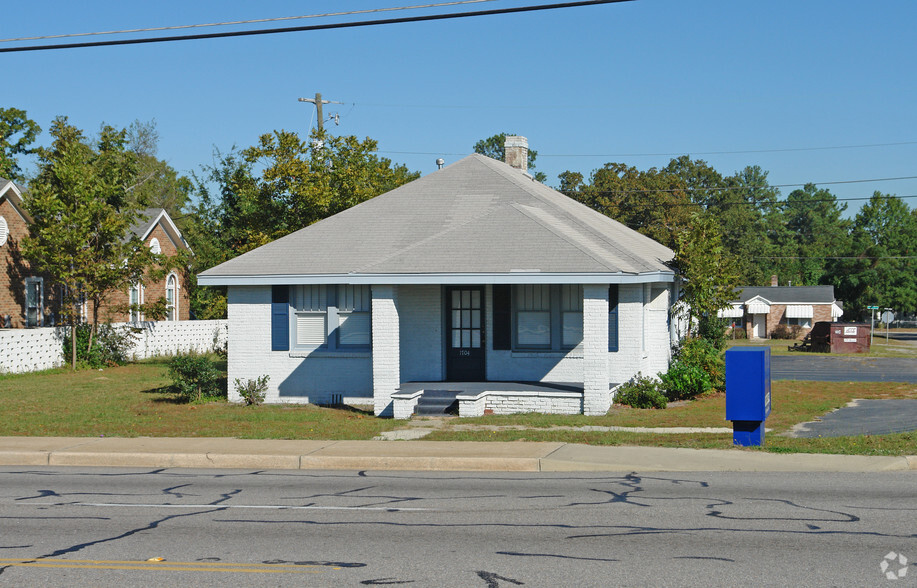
left=608, top=285, right=619, bottom=352
left=271, top=286, right=290, bottom=351
left=492, top=285, right=512, bottom=350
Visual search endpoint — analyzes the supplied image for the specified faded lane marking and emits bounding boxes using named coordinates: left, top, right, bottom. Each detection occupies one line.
left=0, top=558, right=330, bottom=574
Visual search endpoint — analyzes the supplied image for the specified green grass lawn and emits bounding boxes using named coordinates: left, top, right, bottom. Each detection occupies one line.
left=1, top=360, right=915, bottom=456
left=0, top=360, right=394, bottom=440
left=423, top=380, right=917, bottom=456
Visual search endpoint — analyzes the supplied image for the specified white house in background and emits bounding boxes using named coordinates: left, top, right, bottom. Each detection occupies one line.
left=198, top=137, right=678, bottom=417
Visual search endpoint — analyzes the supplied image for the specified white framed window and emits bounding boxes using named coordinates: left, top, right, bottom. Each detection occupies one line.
left=291, top=284, right=371, bottom=351
left=786, top=317, right=811, bottom=329
left=166, top=273, right=178, bottom=321
left=25, top=277, right=43, bottom=327
left=513, top=284, right=584, bottom=350
left=129, top=283, right=144, bottom=323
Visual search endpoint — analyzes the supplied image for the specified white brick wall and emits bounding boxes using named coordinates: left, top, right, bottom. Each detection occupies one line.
left=124, top=320, right=227, bottom=360
left=0, top=327, right=66, bottom=373
left=371, top=285, right=399, bottom=416
left=227, top=286, right=372, bottom=404
left=399, top=285, right=443, bottom=382
left=0, top=321, right=228, bottom=375
left=582, top=284, right=610, bottom=415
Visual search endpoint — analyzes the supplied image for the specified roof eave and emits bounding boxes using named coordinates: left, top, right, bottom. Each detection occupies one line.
left=198, top=271, right=677, bottom=287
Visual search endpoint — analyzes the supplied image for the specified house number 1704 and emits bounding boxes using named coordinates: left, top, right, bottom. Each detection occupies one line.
left=459, top=349, right=471, bottom=356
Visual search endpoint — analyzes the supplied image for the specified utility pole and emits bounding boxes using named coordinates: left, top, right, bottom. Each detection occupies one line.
left=297, top=93, right=343, bottom=133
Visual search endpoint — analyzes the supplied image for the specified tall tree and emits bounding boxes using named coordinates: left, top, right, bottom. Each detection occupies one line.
left=473, top=132, right=547, bottom=182
left=22, top=117, right=158, bottom=368
left=0, top=107, right=41, bottom=182
left=671, top=212, right=742, bottom=338
left=185, top=130, right=419, bottom=319
left=125, top=120, right=192, bottom=220
left=561, top=161, right=701, bottom=249
left=834, top=192, right=917, bottom=316
left=708, top=166, right=782, bottom=285
left=774, top=183, right=851, bottom=287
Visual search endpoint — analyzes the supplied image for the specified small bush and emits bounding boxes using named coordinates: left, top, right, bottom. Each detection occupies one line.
left=168, top=354, right=221, bottom=403
left=771, top=324, right=802, bottom=340
left=62, top=323, right=138, bottom=369
left=234, top=375, right=269, bottom=406
left=614, top=373, right=667, bottom=409
left=676, top=337, right=725, bottom=392
left=660, top=361, right=713, bottom=401
left=730, top=327, right=747, bottom=340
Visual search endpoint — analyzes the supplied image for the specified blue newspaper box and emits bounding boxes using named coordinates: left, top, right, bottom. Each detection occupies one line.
left=725, top=347, right=771, bottom=446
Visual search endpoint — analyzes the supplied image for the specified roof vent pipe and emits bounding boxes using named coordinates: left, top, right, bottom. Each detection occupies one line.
left=436, top=158, right=445, bottom=170
left=504, top=135, right=528, bottom=172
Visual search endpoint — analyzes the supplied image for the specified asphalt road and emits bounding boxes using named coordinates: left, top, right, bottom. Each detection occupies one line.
left=1, top=467, right=914, bottom=586
left=771, top=355, right=917, bottom=383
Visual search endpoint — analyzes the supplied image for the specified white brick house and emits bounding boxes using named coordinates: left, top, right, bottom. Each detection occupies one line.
left=199, top=138, right=678, bottom=417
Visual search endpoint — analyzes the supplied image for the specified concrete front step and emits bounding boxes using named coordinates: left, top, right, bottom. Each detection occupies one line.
left=414, top=389, right=461, bottom=416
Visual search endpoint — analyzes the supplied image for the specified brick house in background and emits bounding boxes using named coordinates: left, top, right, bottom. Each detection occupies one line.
left=0, top=177, right=191, bottom=328
left=719, top=276, right=842, bottom=339
left=199, top=137, right=678, bottom=417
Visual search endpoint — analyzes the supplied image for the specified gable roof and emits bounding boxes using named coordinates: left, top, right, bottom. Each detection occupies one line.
left=199, top=154, right=676, bottom=286
left=129, top=208, right=191, bottom=252
left=732, top=285, right=836, bottom=304
left=0, top=177, right=30, bottom=223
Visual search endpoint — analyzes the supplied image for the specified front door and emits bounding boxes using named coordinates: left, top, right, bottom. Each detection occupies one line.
left=445, top=286, right=485, bottom=381
left=752, top=314, right=765, bottom=339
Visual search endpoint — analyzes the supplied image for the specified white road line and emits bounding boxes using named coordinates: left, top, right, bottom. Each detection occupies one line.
left=24, top=502, right=431, bottom=512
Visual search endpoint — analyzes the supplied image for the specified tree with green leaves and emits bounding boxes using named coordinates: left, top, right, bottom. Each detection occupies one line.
left=22, top=117, right=159, bottom=368
left=0, top=107, right=41, bottom=183
left=125, top=119, right=192, bottom=220
left=773, top=183, right=851, bottom=287
left=473, top=132, right=547, bottom=182
left=672, top=212, right=742, bottom=341
left=185, top=129, right=419, bottom=319
left=834, top=192, right=917, bottom=316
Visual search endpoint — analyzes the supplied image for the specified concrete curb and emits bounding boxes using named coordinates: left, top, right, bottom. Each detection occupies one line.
left=0, top=437, right=914, bottom=473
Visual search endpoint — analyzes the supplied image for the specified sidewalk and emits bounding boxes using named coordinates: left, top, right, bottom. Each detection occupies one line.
left=1, top=436, right=914, bottom=472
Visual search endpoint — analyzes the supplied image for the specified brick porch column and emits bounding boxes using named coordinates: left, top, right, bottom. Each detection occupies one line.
left=371, top=285, right=400, bottom=417
left=582, top=284, right=610, bottom=416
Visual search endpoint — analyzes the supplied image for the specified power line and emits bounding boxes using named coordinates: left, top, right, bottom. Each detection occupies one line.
left=754, top=256, right=917, bottom=260
left=378, top=140, right=917, bottom=157
left=0, top=0, right=632, bottom=53
left=0, top=1, right=496, bottom=43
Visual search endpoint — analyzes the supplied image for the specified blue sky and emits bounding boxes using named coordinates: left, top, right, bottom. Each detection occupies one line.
left=3, top=0, right=916, bottom=215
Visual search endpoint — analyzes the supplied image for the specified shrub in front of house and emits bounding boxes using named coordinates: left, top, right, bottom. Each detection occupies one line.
left=659, top=360, right=713, bottom=401
left=234, top=375, right=269, bottom=406
left=614, top=373, right=667, bottom=409
left=771, top=324, right=803, bottom=340
left=62, top=323, right=138, bottom=369
left=168, top=354, right=222, bottom=403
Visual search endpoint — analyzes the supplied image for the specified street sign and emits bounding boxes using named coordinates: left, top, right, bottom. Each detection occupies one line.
left=881, top=311, right=895, bottom=323
left=867, top=305, right=879, bottom=310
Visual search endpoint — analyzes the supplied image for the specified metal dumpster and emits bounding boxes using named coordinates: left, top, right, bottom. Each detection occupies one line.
left=826, top=322, right=871, bottom=353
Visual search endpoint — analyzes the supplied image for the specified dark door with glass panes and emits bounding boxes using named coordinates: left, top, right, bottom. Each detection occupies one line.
left=445, top=286, right=485, bottom=381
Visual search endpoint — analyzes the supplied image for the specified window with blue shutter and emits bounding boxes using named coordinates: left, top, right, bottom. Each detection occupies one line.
left=271, top=285, right=290, bottom=351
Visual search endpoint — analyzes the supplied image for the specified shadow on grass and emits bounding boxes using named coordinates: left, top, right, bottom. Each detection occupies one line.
left=315, top=403, right=374, bottom=416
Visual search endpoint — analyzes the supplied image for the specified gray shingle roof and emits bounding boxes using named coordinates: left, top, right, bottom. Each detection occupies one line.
left=199, top=154, right=675, bottom=284
left=733, top=285, right=836, bottom=304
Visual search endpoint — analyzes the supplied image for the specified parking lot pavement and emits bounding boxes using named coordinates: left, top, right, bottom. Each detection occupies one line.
left=787, top=398, right=917, bottom=438
left=771, top=356, right=917, bottom=383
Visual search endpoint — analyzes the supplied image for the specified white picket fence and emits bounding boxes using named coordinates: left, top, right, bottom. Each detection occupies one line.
left=0, top=320, right=228, bottom=375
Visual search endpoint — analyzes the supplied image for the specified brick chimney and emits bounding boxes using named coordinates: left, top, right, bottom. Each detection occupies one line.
left=504, top=135, right=528, bottom=172
left=770, top=275, right=779, bottom=287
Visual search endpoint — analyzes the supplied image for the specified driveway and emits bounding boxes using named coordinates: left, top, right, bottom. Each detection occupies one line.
left=787, top=398, right=917, bottom=438
left=771, top=355, right=917, bottom=383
